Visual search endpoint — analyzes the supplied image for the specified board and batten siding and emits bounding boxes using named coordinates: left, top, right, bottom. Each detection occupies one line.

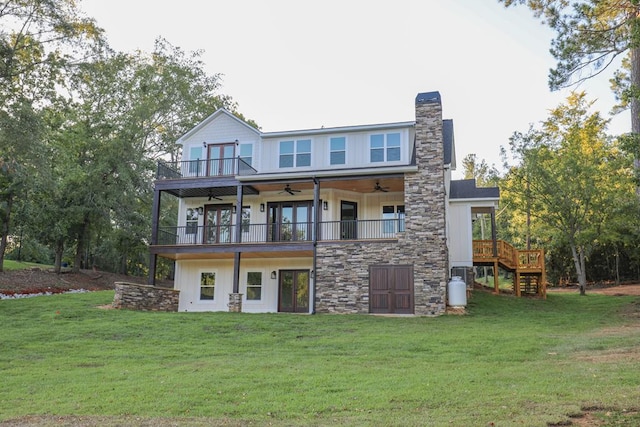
left=259, top=127, right=413, bottom=173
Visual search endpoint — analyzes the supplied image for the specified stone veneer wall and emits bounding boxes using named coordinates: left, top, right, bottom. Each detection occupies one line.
left=113, top=282, right=179, bottom=312
left=315, top=94, right=449, bottom=316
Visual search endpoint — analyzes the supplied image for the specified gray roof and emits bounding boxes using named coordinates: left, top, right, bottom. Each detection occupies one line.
left=450, top=179, right=499, bottom=199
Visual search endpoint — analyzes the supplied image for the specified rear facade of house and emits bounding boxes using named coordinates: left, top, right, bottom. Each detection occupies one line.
left=148, top=91, right=496, bottom=315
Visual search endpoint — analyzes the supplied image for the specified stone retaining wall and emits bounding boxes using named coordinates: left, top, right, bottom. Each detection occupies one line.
left=113, top=282, right=179, bottom=312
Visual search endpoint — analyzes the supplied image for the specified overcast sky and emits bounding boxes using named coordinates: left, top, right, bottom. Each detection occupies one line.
left=81, top=0, right=630, bottom=178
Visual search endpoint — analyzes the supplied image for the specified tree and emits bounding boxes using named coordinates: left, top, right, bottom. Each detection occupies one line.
left=499, top=0, right=640, bottom=191
left=0, top=0, right=102, bottom=271
left=505, top=92, right=636, bottom=295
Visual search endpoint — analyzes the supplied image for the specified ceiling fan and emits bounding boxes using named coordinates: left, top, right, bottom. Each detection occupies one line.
left=207, top=190, right=222, bottom=201
left=280, top=184, right=301, bottom=195
left=373, top=181, right=389, bottom=192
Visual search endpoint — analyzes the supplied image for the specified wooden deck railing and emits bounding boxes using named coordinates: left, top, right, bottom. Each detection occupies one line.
left=472, top=239, right=546, bottom=298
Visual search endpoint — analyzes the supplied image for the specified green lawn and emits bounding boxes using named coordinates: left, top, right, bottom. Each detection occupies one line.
left=1, top=291, right=638, bottom=426
left=2, top=260, right=53, bottom=271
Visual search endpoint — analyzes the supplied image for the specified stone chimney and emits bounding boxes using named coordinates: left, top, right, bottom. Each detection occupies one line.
left=401, top=91, right=448, bottom=315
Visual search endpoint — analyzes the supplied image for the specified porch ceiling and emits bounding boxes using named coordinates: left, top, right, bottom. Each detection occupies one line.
left=251, top=176, right=405, bottom=194
left=156, top=250, right=313, bottom=260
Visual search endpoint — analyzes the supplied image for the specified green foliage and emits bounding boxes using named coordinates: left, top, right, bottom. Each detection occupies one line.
left=502, top=92, right=639, bottom=287
left=0, top=291, right=638, bottom=425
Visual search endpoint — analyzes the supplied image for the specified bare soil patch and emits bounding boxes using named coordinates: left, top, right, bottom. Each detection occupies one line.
left=0, top=267, right=155, bottom=296
left=548, top=282, right=640, bottom=296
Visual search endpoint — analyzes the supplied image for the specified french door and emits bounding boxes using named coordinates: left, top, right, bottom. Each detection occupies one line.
left=267, top=201, right=312, bottom=242
left=207, top=143, right=235, bottom=176
left=204, top=205, right=232, bottom=244
left=279, top=270, right=310, bottom=313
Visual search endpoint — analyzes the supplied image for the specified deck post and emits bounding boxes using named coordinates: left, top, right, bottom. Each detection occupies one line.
left=515, top=272, right=521, bottom=297
left=493, top=260, right=500, bottom=294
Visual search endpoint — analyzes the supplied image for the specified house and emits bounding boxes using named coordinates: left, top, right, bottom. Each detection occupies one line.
left=144, top=91, right=507, bottom=315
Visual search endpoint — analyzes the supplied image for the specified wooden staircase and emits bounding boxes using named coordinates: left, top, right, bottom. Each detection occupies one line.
left=472, top=240, right=546, bottom=298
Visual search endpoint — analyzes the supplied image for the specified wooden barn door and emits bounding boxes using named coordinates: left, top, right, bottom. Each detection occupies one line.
left=369, top=265, right=414, bottom=314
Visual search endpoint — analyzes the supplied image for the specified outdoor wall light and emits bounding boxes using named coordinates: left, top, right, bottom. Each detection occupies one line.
left=271, top=271, right=277, bottom=280
left=232, top=205, right=237, bottom=214
left=202, top=141, right=207, bottom=147
left=260, top=203, right=265, bottom=212
left=323, top=201, right=328, bottom=211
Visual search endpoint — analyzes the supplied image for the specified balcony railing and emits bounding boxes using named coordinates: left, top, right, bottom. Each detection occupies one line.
left=155, top=219, right=405, bottom=245
left=156, top=157, right=257, bottom=180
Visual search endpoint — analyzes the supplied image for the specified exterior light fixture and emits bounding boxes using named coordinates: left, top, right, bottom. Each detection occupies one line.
left=260, top=203, right=265, bottom=212
left=323, top=201, right=328, bottom=211
left=202, top=141, right=207, bottom=147
left=271, top=271, right=277, bottom=280
left=232, top=206, right=237, bottom=214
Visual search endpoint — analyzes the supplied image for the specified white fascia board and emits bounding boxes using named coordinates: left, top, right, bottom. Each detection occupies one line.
left=176, top=108, right=260, bottom=145
left=449, top=198, right=500, bottom=204
left=237, top=165, right=418, bottom=182
left=261, top=121, right=415, bottom=139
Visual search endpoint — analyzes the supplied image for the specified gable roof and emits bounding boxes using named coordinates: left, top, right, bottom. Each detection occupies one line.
left=450, top=179, right=499, bottom=200
left=176, top=108, right=260, bottom=145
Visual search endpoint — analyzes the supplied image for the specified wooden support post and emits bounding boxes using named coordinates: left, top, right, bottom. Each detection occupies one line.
left=493, top=260, right=500, bottom=294
left=515, top=272, right=521, bottom=297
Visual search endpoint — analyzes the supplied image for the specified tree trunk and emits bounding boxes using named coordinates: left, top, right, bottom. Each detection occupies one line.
left=73, top=218, right=89, bottom=273
left=53, top=239, right=64, bottom=274
left=570, top=244, right=588, bottom=295
left=0, top=192, right=14, bottom=273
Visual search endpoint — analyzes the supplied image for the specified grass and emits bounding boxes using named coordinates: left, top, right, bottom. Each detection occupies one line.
left=1, top=291, right=639, bottom=426
left=2, top=260, right=53, bottom=271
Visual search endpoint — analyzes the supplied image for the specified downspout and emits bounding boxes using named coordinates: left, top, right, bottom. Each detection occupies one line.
left=312, top=177, right=319, bottom=314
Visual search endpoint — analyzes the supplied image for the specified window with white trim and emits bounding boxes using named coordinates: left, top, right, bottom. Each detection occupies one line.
left=279, top=139, right=311, bottom=168
left=382, top=205, right=405, bottom=234
left=246, top=272, right=262, bottom=301
left=189, top=146, right=203, bottom=175
left=239, top=143, right=253, bottom=166
left=370, top=133, right=401, bottom=163
left=330, top=136, right=346, bottom=165
left=200, top=272, right=216, bottom=300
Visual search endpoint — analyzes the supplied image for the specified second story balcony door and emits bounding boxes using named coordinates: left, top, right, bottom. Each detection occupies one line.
left=268, top=201, right=312, bottom=242
left=205, top=205, right=233, bottom=244
left=208, top=143, right=235, bottom=176
left=341, top=201, right=358, bottom=240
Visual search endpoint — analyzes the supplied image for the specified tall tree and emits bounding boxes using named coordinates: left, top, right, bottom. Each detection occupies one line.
left=505, top=92, right=636, bottom=294
left=500, top=0, right=640, bottom=191
left=0, top=0, right=102, bottom=271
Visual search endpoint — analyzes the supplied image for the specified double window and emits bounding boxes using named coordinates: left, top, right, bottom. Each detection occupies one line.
left=370, top=133, right=401, bottom=163
left=330, top=137, right=346, bottom=165
left=279, top=139, right=311, bottom=168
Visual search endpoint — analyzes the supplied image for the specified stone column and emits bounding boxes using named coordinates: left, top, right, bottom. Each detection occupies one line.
left=228, top=293, right=243, bottom=312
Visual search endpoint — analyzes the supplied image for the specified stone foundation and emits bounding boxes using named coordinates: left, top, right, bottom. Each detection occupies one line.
left=228, top=293, right=243, bottom=312
left=112, top=282, right=179, bottom=312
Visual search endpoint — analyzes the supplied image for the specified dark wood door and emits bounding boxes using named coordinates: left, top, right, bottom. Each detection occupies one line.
left=278, top=270, right=310, bottom=313
left=369, top=265, right=414, bottom=314
left=204, top=205, right=232, bottom=244
left=207, top=143, right=235, bottom=176
left=340, top=201, right=357, bottom=240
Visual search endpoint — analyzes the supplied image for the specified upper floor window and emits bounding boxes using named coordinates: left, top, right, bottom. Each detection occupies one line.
left=382, top=205, right=405, bottom=234
left=330, top=137, right=346, bottom=165
left=189, top=146, right=204, bottom=175
left=370, top=133, right=401, bottom=163
left=239, top=143, right=253, bottom=166
left=279, top=139, right=311, bottom=168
